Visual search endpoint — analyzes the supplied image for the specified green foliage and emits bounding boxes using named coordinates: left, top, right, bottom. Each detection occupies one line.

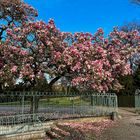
left=117, top=75, right=135, bottom=95
left=134, top=65, right=140, bottom=89
left=117, top=65, right=140, bottom=95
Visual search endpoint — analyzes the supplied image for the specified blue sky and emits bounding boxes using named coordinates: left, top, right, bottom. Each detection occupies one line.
left=25, top=0, right=140, bottom=35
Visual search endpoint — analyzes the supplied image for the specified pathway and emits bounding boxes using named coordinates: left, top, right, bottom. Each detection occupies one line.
left=100, top=108, right=140, bottom=140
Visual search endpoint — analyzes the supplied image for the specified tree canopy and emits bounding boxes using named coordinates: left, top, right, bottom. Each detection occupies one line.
left=0, top=0, right=140, bottom=93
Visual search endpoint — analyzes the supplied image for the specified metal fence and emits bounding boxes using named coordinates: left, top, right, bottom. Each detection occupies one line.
left=0, top=91, right=118, bottom=136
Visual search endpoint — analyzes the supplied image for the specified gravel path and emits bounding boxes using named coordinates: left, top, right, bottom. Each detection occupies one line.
left=100, top=109, right=140, bottom=140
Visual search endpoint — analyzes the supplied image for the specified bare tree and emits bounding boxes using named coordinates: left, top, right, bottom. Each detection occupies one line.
left=131, top=0, right=140, bottom=5
left=120, top=21, right=140, bottom=32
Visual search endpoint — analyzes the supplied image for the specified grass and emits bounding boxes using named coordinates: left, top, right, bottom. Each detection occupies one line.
left=39, top=97, right=89, bottom=107
left=0, top=101, right=30, bottom=106
left=0, top=97, right=90, bottom=107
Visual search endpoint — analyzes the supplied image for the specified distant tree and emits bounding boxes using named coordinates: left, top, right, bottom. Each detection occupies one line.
left=133, top=65, right=140, bottom=89
left=117, top=75, right=135, bottom=95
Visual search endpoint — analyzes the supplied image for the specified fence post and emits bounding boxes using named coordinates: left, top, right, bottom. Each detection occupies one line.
left=91, top=94, right=96, bottom=115
left=21, top=95, right=24, bottom=115
left=72, top=96, right=74, bottom=115
left=135, top=89, right=140, bottom=111
left=33, top=94, right=35, bottom=121
left=115, top=94, right=118, bottom=113
left=91, top=95, right=94, bottom=106
left=80, top=94, right=82, bottom=115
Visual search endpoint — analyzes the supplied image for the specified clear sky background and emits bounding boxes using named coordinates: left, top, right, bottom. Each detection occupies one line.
left=25, top=0, right=140, bottom=36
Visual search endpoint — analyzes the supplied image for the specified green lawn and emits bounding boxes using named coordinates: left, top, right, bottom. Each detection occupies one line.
left=0, top=97, right=90, bottom=107
left=39, top=97, right=89, bottom=107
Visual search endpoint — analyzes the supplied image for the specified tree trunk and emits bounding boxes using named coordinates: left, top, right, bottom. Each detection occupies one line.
left=48, top=76, right=62, bottom=91
left=30, top=96, right=40, bottom=114
left=66, top=86, right=71, bottom=94
left=0, top=83, right=3, bottom=92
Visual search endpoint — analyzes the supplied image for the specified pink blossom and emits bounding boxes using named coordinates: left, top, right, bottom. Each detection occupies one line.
left=19, top=50, right=28, bottom=56
left=11, top=66, right=17, bottom=73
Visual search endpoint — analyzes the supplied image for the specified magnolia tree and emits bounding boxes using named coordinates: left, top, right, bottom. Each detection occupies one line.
left=0, top=0, right=139, bottom=116
left=0, top=0, right=140, bottom=93
left=2, top=18, right=140, bottom=92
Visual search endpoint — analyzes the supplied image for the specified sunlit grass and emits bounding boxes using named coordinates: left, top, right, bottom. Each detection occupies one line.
left=0, top=97, right=90, bottom=107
